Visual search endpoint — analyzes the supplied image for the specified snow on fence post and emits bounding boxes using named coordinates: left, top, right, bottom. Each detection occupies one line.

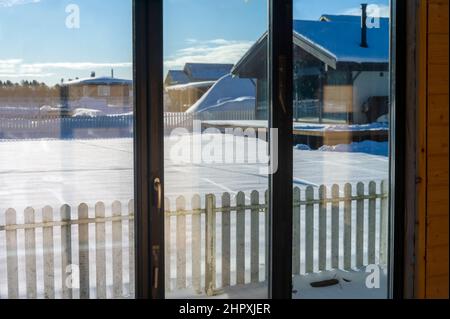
left=164, top=197, right=171, bottom=292
left=380, top=180, right=389, bottom=265
left=60, top=204, right=73, bottom=299
left=24, top=207, right=37, bottom=299
left=319, top=185, right=327, bottom=272
left=43, top=206, right=55, bottom=299
left=191, top=194, right=202, bottom=294
left=112, top=201, right=123, bottom=298
left=343, top=184, right=352, bottom=270
left=292, top=187, right=301, bottom=275
left=356, top=183, right=365, bottom=269
left=221, top=192, right=231, bottom=288
left=95, top=202, right=107, bottom=299
left=250, top=190, right=259, bottom=284
left=236, top=192, right=246, bottom=285
left=305, top=186, right=314, bottom=274
left=78, top=203, right=90, bottom=299
left=6, top=209, right=19, bottom=299
left=176, top=196, right=186, bottom=289
left=128, top=200, right=135, bottom=297
left=368, top=182, right=377, bottom=265
left=205, top=194, right=216, bottom=296
left=331, top=185, right=340, bottom=269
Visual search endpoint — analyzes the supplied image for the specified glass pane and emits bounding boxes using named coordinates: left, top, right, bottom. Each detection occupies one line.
left=291, top=1, right=391, bottom=299
left=163, top=0, right=270, bottom=299
left=0, top=0, right=134, bottom=299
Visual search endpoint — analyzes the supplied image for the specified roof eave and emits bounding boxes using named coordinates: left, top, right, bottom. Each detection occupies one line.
left=293, top=32, right=337, bottom=69
left=232, top=32, right=268, bottom=76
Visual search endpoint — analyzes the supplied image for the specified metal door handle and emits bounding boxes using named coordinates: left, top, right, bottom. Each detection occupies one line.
left=154, top=178, right=162, bottom=209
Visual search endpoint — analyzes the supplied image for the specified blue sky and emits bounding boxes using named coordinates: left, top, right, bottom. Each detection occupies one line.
left=0, top=0, right=388, bottom=85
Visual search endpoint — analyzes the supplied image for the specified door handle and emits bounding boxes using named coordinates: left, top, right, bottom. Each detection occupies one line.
left=154, top=177, right=162, bottom=209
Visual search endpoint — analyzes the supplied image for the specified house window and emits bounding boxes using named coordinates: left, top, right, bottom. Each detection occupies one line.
left=82, top=85, right=90, bottom=97
left=98, top=85, right=111, bottom=97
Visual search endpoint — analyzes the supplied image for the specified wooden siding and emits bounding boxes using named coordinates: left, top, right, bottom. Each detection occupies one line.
left=418, top=0, right=449, bottom=299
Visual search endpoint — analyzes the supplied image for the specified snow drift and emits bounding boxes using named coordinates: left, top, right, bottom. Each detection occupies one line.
left=186, top=74, right=256, bottom=114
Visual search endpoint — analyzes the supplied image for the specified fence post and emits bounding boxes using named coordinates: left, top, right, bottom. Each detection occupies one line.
left=24, top=207, right=37, bottom=299
left=43, top=206, right=55, bottom=299
left=343, top=184, right=352, bottom=270
left=236, top=192, right=246, bottom=285
left=60, top=205, right=73, bottom=299
left=6, top=209, right=19, bottom=299
left=319, top=185, right=327, bottom=272
left=112, top=201, right=123, bottom=298
left=356, top=183, right=365, bottom=269
left=164, top=197, right=171, bottom=292
left=222, top=192, right=231, bottom=288
left=205, top=194, right=216, bottom=296
left=380, top=180, right=389, bottom=266
left=95, top=202, right=107, bottom=299
left=305, top=186, right=314, bottom=274
left=265, top=190, right=269, bottom=281
left=78, top=203, right=90, bottom=299
left=176, top=196, right=186, bottom=290
left=293, top=187, right=301, bottom=275
left=128, top=200, right=135, bottom=297
left=331, top=185, right=340, bottom=269
left=191, top=195, right=202, bottom=293
left=251, top=191, right=260, bottom=284
left=368, top=182, right=377, bottom=265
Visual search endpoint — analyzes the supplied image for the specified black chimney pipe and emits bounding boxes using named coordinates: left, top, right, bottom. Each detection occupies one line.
left=360, top=3, right=368, bottom=48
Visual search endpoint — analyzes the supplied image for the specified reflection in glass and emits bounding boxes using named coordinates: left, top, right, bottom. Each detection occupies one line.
left=163, top=0, right=269, bottom=299
left=290, top=1, right=391, bottom=299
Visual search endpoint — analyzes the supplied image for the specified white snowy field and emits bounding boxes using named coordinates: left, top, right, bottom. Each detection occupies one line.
left=0, top=135, right=388, bottom=215
left=0, top=135, right=388, bottom=299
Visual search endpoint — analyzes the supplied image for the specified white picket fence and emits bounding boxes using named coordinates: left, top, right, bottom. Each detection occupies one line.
left=0, top=181, right=388, bottom=299
left=0, top=111, right=256, bottom=139
left=164, top=111, right=256, bottom=133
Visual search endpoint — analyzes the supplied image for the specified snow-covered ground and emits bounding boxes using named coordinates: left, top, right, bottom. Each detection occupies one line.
left=168, top=268, right=388, bottom=299
left=0, top=136, right=388, bottom=214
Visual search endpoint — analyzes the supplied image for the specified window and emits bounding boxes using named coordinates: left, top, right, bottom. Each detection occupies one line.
left=291, top=0, right=392, bottom=299
left=0, top=0, right=134, bottom=299
left=1, top=0, right=405, bottom=299
left=98, top=86, right=111, bottom=97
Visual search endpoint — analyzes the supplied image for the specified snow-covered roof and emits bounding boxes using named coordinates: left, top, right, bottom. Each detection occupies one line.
left=233, top=15, right=389, bottom=76
left=293, top=16, right=389, bottom=65
left=166, top=70, right=190, bottom=85
left=63, top=76, right=132, bottom=86
left=186, top=74, right=256, bottom=114
left=166, top=80, right=216, bottom=92
left=184, top=63, right=234, bottom=82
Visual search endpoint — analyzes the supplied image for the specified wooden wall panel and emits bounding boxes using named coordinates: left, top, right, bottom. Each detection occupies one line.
left=418, top=0, right=449, bottom=299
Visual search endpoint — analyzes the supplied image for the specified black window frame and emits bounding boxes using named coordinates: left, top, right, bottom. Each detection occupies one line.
left=132, top=0, right=407, bottom=299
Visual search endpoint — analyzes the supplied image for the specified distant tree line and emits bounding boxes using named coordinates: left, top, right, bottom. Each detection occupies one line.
left=0, top=80, right=61, bottom=99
